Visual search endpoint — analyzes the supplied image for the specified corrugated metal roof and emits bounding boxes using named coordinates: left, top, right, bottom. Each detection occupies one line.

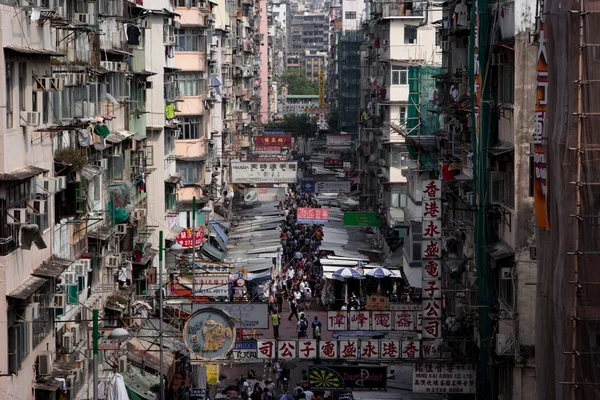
left=0, top=165, right=47, bottom=181
left=32, top=256, right=73, bottom=278
left=5, top=45, right=64, bottom=57
left=7, top=276, right=48, bottom=300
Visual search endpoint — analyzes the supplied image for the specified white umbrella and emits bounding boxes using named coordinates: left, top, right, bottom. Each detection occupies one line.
left=332, top=267, right=364, bottom=303
left=365, top=267, right=397, bottom=278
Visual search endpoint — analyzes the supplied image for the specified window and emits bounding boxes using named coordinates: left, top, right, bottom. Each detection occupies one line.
left=30, top=194, right=49, bottom=232
left=499, top=65, right=514, bottom=104
left=490, top=159, right=515, bottom=208
left=404, top=26, right=418, bottom=44
left=180, top=116, right=203, bottom=139
left=391, top=66, right=408, bottom=85
left=43, top=91, right=50, bottom=124
left=399, top=106, right=407, bottom=124
left=8, top=319, right=29, bottom=373
left=176, top=29, right=206, bottom=52
left=93, top=175, right=101, bottom=202
left=177, top=73, right=207, bottom=96
left=6, top=62, right=13, bottom=128
left=177, top=161, right=203, bottom=184
left=345, top=11, right=356, bottom=19
left=18, top=63, right=26, bottom=112
left=391, top=151, right=409, bottom=168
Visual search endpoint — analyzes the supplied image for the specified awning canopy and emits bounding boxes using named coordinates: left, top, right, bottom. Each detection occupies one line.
left=127, top=337, right=176, bottom=378
left=247, top=269, right=272, bottom=282
left=0, top=165, right=47, bottom=181
left=210, top=222, right=229, bottom=246
left=5, top=45, right=64, bottom=57
left=487, top=141, right=514, bottom=156
left=87, top=225, right=117, bottom=241
left=201, top=243, right=224, bottom=261
left=165, top=173, right=183, bottom=185
left=105, top=130, right=134, bottom=144
left=81, top=164, right=103, bottom=180
left=32, top=257, right=73, bottom=279
left=7, top=276, right=48, bottom=300
left=483, top=241, right=515, bottom=260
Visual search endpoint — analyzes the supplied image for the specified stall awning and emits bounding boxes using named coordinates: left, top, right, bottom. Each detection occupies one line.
left=127, top=337, right=176, bottom=378
left=32, top=257, right=73, bottom=279
left=210, top=222, right=229, bottom=245
left=403, top=265, right=423, bottom=289
left=483, top=241, right=515, bottom=260
left=7, top=276, right=48, bottom=300
left=247, top=269, right=273, bottom=282
left=201, top=243, right=224, bottom=261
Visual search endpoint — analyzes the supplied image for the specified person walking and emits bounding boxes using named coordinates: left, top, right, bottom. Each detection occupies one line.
left=276, top=290, right=284, bottom=313
left=297, top=315, right=308, bottom=339
left=272, top=312, right=281, bottom=338
left=288, top=297, right=299, bottom=321
left=311, top=316, right=322, bottom=340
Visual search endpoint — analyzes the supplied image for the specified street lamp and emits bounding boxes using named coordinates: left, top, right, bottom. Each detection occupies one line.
left=108, top=328, right=130, bottom=341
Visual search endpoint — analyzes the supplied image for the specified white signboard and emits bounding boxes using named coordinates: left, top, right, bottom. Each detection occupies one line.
left=192, top=302, right=270, bottom=329
left=232, top=342, right=258, bottom=362
left=244, top=187, right=287, bottom=203
left=413, top=363, right=476, bottom=394
left=231, top=162, right=298, bottom=183
left=192, top=275, right=229, bottom=297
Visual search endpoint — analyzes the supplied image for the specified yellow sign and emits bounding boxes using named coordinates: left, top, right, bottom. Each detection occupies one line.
left=206, top=364, right=220, bottom=385
left=319, top=70, right=326, bottom=107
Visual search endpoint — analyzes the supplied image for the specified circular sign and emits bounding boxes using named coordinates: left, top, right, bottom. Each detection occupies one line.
left=183, top=308, right=236, bottom=361
left=235, top=278, right=246, bottom=287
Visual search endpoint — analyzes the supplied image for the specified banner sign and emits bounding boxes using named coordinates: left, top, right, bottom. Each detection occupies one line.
left=254, top=136, right=291, bottom=147
left=297, top=208, right=329, bottom=225
left=192, top=274, right=229, bottom=297
left=231, top=162, right=298, bottom=183
left=326, top=135, right=352, bottom=147
left=533, top=6, right=550, bottom=229
left=327, top=310, right=422, bottom=331
left=366, top=295, right=389, bottom=310
left=343, top=212, right=382, bottom=227
left=87, top=328, right=120, bottom=350
left=176, top=226, right=205, bottom=248
left=257, top=339, right=439, bottom=361
left=263, top=129, right=288, bottom=136
left=309, top=366, right=387, bottom=392
left=254, top=146, right=283, bottom=154
left=193, top=262, right=230, bottom=274
left=192, top=302, right=270, bottom=329
left=300, top=180, right=352, bottom=194
left=413, top=363, right=476, bottom=394
left=319, top=70, right=326, bottom=107
left=324, top=158, right=343, bottom=168
left=244, top=187, right=287, bottom=203
left=232, top=341, right=258, bottom=362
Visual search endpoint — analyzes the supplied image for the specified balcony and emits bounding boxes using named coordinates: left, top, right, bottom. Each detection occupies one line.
left=372, top=1, right=424, bottom=18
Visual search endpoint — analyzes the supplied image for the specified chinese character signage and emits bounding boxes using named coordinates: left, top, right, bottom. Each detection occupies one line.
left=254, top=136, right=292, bottom=147
left=230, top=162, right=298, bottom=184
left=319, top=340, right=338, bottom=359
left=413, top=363, right=476, bottom=394
left=349, top=310, right=371, bottom=330
left=278, top=340, right=297, bottom=359
left=309, top=366, right=387, bottom=392
left=257, top=340, right=275, bottom=359
left=176, top=227, right=205, bottom=248
left=323, top=158, right=343, bottom=168
left=298, top=340, right=317, bottom=359
left=422, top=180, right=441, bottom=200
left=191, top=275, right=229, bottom=297
left=359, top=340, right=379, bottom=359
left=380, top=339, right=400, bottom=359
left=339, top=339, right=359, bottom=359
left=366, top=295, right=389, bottom=310
left=327, top=311, right=348, bottom=330
left=394, top=310, right=416, bottom=331
left=422, top=240, right=442, bottom=259
left=372, top=311, right=393, bottom=331
left=533, top=3, right=549, bottom=229
left=297, top=208, right=329, bottom=225
left=423, top=200, right=441, bottom=218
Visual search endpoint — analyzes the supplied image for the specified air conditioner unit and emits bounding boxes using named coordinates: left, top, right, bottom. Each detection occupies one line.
left=116, top=62, right=127, bottom=72
left=24, top=303, right=40, bottom=321
left=96, top=158, right=108, bottom=170
left=172, top=128, right=181, bottom=137
left=28, top=199, right=46, bottom=215
left=101, top=61, right=116, bottom=72
left=34, top=77, right=52, bottom=91
left=73, top=262, right=87, bottom=277
left=70, top=325, right=81, bottom=343
left=495, top=333, right=512, bottom=355
left=38, top=352, right=53, bottom=376
left=79, top=259, right=92, bottom=273
left=116, top=224, right=127, bottom=235
left=63, top=332, right=74, bottom=353
left=167, top=35, right=176, bottom=45
left=107, top=254, right=121, bottom=267
left=62, top=272, right=77, bottom=286
left=75, top=13, right=91, bottom=24
left=500, top=267, right=513, bottom=280
left=34, top=177, right=58, bottom=194
left=118, top=355, right=128, bottom=374
left=56, top=176, right=67, bottom=192
left=7, top=208, right=28, bottom=224
left=66, top=375, right=76, bottom=390
left=77, top=73, right=88, bottom=85
left=51, top=77, right=64, bottom=91
left=49, top=294, right=66, bottom=309
left=20, top=111, right=41, bottom=126
left=134, top=208, right=147, bottom=218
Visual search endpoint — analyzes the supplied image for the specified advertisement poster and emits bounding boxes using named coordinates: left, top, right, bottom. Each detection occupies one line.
left=297, top=208, right=329, bottom=225
left=244, top=187, right=287, bottom=203
left=309, top=366, right=387, bottom=392
left=413, top=363, right=476, bottom=394
left=324, top=159, right=343, bottom=168
left=191, top=275, right=229, bottom=297
left=231, top=162, right=298, bottom=183
left=176, top=227, right=205, bottom=248
left=326, top=135, right=352, bottom=147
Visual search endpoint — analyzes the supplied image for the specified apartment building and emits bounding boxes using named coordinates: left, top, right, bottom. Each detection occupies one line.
left=304, top=49, right=327, bottom=82
left=287, top=12, right=328, bottom=66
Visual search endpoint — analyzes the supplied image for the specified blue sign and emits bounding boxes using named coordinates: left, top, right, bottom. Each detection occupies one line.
left=263, top=129, right=288, bottom=136
left=300, top=180, right=317, bottom=193
left=234, top=341, right=257, bottom=350
left=299, top=180, right=351, bottom=193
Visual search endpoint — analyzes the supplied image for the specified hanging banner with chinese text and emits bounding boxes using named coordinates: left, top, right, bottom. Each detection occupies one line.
left=297, top=208, right=329, bottom=225
left=176, top=227, right=205, bottom=248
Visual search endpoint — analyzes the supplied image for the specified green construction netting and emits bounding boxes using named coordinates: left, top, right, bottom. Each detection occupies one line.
left=406, top=65, right=442, bottom=172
